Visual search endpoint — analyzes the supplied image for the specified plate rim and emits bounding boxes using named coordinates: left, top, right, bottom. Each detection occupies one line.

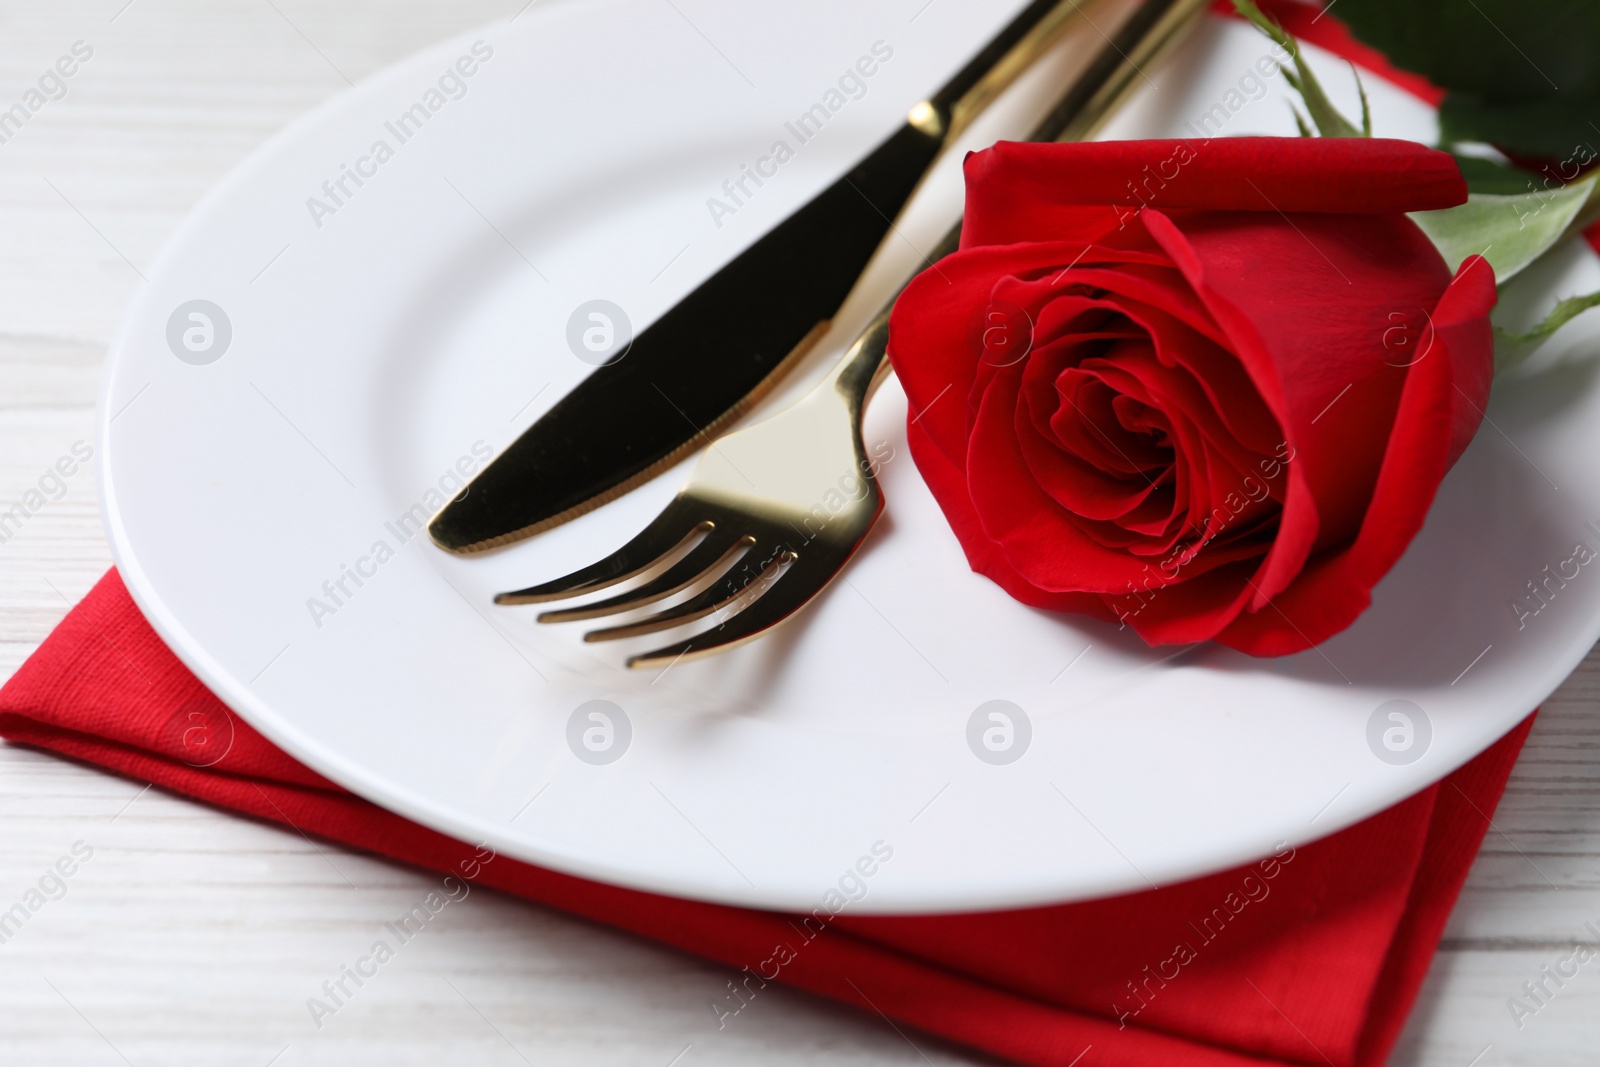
left=96, top=6, right=1591, bottom=914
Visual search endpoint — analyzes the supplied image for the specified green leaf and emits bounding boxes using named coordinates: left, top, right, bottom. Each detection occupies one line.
left=1335, top=0, right=1600, bottom=103
left=1352, top=63, right=1371, bottom=137
left=1495, top=288, right=1600, bottom=374
left=1232, top=0, right=1364, bottom=137
left=1451, top=154, right=1548, bottom=195
left=1440, top=94, right=1600, bottom=160
left=1229, top=0, right=1592, bottom=285
left=1290, top=104, right=1313, bottom=138
left=1408, top=175, right=1596, bottom=282
left=1335, top=0, right=1600, bottom=159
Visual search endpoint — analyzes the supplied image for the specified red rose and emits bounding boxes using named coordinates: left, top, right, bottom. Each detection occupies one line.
left=888, top=138, right=1496, bottom=655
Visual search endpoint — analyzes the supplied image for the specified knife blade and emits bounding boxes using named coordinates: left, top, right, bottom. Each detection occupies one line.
left=429, top=0, right=1109, bottom=554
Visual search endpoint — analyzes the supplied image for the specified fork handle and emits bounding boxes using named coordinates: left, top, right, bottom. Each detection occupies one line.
left=825, top=224, right=961, bottom=422
left=825, top=0, right=1211, bottom=424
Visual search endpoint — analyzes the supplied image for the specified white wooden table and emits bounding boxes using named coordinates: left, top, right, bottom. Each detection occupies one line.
left=0, top=3, right=1596, bottom=1063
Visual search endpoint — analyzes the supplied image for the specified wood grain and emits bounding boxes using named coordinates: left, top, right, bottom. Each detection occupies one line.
left=0, top=2, right=1596, bottom=1064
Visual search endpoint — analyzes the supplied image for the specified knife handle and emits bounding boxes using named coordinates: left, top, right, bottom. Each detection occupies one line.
left=911, top=0, right=1110, bottom=145
left=827, top=0, right=1212, bottom=421
left=1032, top=0, right=1215, bottom=144
left=825, top=227, right=959, bottom=427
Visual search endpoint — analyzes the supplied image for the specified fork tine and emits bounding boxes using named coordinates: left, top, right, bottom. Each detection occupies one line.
left=494, top=499, right=706, bottom=605
left=536, top=532, right=756, bottom=623
left=624, top=561, right=823, bottom=669
left=582, top=546, right=796, bottom=643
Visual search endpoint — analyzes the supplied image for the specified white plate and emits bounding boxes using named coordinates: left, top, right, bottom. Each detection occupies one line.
left=100, top=1, right=1600, bottom=913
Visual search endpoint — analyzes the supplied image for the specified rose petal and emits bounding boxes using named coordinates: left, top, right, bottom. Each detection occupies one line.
left=962, top=138, right=1467, bottom=249
left=1142, top=208, right=1456, bottom=608
left=967, top=360, right=1156, bottom=591
left=1215, top=256, right=1497, bottom=654
left=906, top=418, right=1116, bottom=620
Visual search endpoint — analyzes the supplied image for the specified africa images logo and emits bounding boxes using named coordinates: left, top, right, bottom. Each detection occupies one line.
left=566, top=700, right=631, bottom=765
left=967, top=700, right=1031, bottom=765
left=166, top=300, right=232, bottom=365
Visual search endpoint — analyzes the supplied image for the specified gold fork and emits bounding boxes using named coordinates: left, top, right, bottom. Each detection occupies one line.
left=497, top=302, right=902, bottom=669
left=496, top=0, right=1210, bottom=668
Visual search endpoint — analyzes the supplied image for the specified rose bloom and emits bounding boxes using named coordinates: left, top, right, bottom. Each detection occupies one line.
left=888, top=138, right=1495, bottom=654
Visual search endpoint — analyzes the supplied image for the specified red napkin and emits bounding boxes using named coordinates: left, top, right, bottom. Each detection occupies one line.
left=0, top=570, right=1532, bottom=1066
